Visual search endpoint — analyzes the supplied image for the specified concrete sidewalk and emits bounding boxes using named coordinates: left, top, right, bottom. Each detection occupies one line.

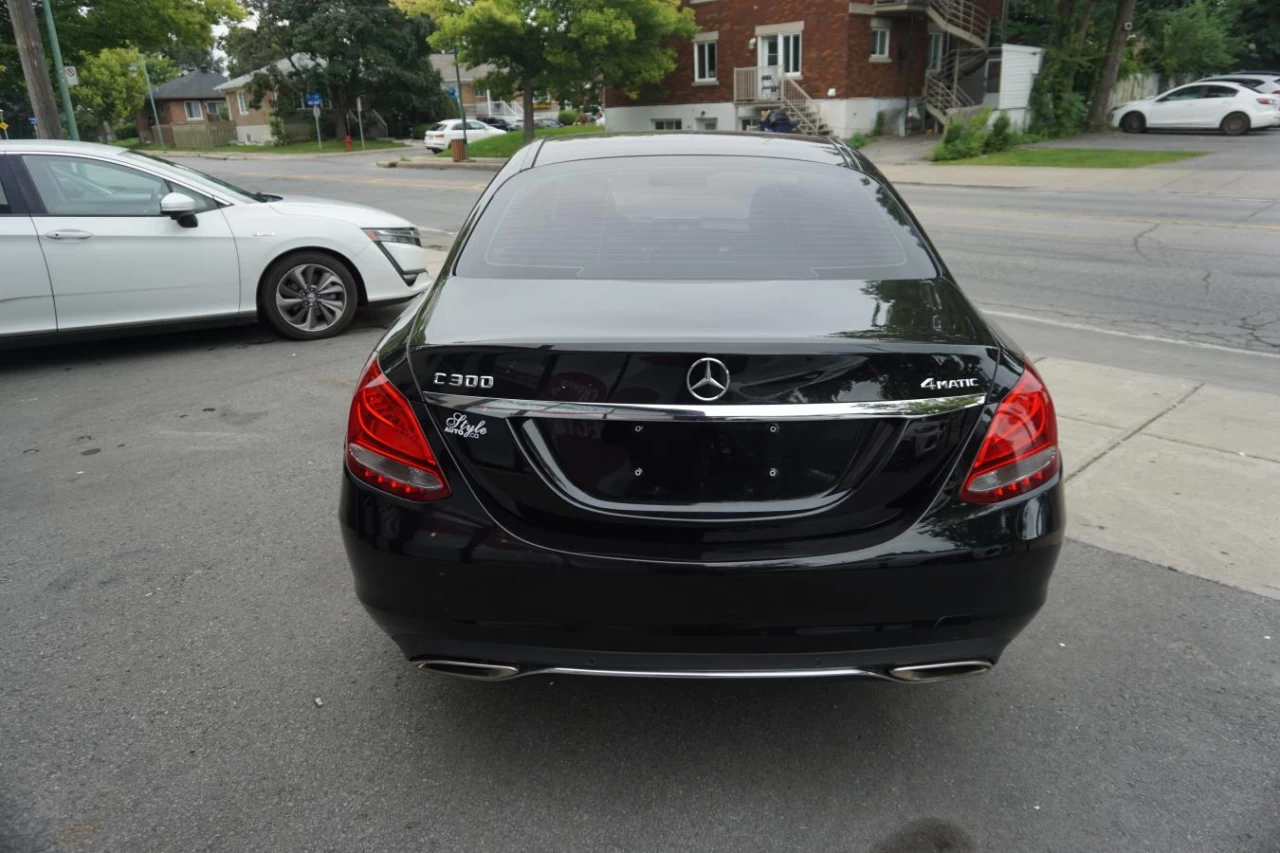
left=878, top=162, right=1280, bottom=198
left=1039, top=357, right=1280, bottom=600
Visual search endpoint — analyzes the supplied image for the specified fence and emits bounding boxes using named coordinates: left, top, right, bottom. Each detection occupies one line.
left=1109, top=72, right=1196, bottom=108
left=160, top=121, right=237, bottom=149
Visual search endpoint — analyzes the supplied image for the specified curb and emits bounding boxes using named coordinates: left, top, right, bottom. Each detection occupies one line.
left=378, top=158, right=506, bottom=171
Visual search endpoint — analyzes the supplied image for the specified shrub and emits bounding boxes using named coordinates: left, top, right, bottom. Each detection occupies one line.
left=932, top=107, right=991, bottom=161
left=114, top=124, right=139, bottom=140
left=848, top=131, right=869, bottom=149
left=269, top=116, right=292, bottom=146
left=558, top=108, right=580, bottom=126
left=872, top=110, right=886, bottom=137
left=412, top=122, right=435, bottom=139
left=983, top=111, right=1013, bottom=154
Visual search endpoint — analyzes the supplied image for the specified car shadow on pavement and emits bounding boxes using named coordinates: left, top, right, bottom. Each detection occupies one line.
left=0, top=306, right=404, bottom=373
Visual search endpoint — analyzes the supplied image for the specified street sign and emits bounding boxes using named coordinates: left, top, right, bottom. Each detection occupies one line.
left=312, top=105, right=321, bottom=119
left=306, top=92, right=322, bottom=107
left=447, top=85, right=458, bottom=100
left=64, top=66, right=78, bottom=87
left=0, top=122, right=8, bottom=131
left=29, top=116, right=37, bottom=125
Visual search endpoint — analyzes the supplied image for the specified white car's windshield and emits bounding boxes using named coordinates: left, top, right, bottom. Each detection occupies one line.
left=123, top=151, right=278, bottom=203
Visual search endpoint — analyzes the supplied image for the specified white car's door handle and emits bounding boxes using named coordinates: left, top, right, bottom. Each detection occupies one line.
left=44, top=229, right=94, bottom=241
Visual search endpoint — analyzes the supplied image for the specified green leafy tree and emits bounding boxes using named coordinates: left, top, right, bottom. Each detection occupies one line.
left=1230, top=0, right=1280, bottom=69
left=221, top=0, right=450, bottom=140
left=396, top=0, right=697, bottom=143
left=76, top=48, right=177, bottom=140
left=1140, top=0, right=1243, bottom=78
left=43, top=0, right=243, bottom=63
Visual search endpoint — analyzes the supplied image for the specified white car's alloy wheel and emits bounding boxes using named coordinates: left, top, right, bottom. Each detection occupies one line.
left=263, top=252, right=359, bottom=340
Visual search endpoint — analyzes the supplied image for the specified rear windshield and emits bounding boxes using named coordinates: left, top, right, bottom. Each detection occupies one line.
left=429, top=122, right=446, bottom=131
left=454, top=156, right=938, bottom=280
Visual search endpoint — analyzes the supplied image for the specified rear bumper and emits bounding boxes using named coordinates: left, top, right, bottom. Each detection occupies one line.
left=339, top=471, right=1065, bottom=677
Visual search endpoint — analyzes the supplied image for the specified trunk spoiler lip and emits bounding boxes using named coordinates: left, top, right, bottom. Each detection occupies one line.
left=421, top=391, right=986, bottom=422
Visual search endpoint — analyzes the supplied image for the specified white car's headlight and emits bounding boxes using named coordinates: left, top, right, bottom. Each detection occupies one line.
left=363, top=227, right=422, bottom=247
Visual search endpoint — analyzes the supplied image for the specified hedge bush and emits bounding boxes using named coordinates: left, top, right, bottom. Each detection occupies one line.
left=557, top=109, right=581, bottom=126
left=932, top=109, right=1021, bottom=161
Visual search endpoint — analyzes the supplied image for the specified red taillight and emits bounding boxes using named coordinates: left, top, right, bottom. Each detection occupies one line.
left=345, top=356, right=450, bottom=501
left=959, top=364, right=1059, bottom=504
left=1257, top=97, right=1277, bottom=105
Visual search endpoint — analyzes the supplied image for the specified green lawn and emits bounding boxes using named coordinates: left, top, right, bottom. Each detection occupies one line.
left=435, top=124, right=602, bottom=159
left=112, top=139, right=407, bottom=154
left=942, top=147, right=1208, bottom=168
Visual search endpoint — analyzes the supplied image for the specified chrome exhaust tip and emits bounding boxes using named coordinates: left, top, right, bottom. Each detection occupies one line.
left=416, top=660, right=523, bottom=681
left=887, top=660, right=993, bottom=683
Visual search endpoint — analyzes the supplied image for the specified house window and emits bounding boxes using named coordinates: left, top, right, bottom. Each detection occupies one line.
left=871, top=25, right=890, bottom=59
left=237, top=91, right=248, bottom=115
left=928, top=32, right=944, bottom=71
left=696, top=116, right=717, bottom=130
left=781, top=33, right=801, bottom=75
left=694, top=40, right=717, bottom=82
left=184, top=101, right=203, bottom=120
left=652, top=119, right=682, bottom=130
left=206, top=101, right=226, bottom=120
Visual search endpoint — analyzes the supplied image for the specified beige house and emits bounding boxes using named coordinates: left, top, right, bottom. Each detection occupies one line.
left=214, top=57, right=310, bottom=144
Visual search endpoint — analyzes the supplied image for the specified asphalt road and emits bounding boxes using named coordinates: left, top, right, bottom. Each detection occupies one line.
left=2, top=153, right=1279, bottom=852
left=190, top=154, right=1280, bottom=369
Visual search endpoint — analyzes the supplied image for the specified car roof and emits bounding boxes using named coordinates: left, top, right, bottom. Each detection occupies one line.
left=530, top=131, right=860, bottom=170
left=0, top=139, right=134, bottom=158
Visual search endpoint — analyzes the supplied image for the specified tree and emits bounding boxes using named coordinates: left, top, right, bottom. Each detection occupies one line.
left=42, top=0, right=243, bottom=63
left=1140, top=0, right=1243, bottom=79
left=221, top=0, right=450, bottom=141
left=1230, top=0, right=1280, bottom=69
left=1085, top=0, right=1137, bottom=130
left=396, top=0, right=697, bottom=144
left=76, top=47, right=177, bottom=139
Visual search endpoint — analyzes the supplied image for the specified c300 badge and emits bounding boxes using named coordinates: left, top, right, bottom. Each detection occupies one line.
left=444, top=413, right=487, bottom=440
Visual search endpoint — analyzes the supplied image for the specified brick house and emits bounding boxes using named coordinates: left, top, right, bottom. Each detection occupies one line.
left=606, top=0, right=1009, bottom=138
left=135, top=70, right=233, bottom=146
left=215, top=57, right=318, bottom=145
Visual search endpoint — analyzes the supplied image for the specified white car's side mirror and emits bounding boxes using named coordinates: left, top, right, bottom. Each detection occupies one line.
left=160, top=192, right=198, bottom=227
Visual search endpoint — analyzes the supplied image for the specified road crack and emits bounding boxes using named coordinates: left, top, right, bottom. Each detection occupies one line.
left=1131, top=223, right=1160, bottom=263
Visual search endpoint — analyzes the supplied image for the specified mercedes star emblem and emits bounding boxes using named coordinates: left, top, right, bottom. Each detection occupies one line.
left=687, top=357, right=730, bottom=402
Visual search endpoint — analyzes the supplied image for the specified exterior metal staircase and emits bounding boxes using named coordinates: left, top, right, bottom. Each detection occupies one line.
left=917, top=0, right=991, bottom=125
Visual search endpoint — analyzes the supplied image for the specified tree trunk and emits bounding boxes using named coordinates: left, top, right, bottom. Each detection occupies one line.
left=1086, top=0, right=1137, bottom=130
left=522, top=78, right=535, bottom=145
left=333, top=96, right=349, bottom=140
left=6, top=0, right=62, bottom=138
left=101, top=121, right=115, bottom=142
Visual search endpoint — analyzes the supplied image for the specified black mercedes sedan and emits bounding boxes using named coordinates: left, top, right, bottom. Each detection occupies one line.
left=339, top=132, right=1064, bottom=684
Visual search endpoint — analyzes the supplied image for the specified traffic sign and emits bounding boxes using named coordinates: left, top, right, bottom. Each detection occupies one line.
left=306, top=92, right=322, bottom=107
left=0, top=122, right=8, bottom=131
left=29, top=116, right=37, bottom=125
left=447, top=85, right=458, bottom=100
left=312, top=105, right=321, bottom=119
left=64, top=66, right=79, bottom=87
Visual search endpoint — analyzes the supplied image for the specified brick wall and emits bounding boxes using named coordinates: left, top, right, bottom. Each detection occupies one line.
left=225, top=87, right=275, bottom=127
left=612, top=0, right=991, bottom=109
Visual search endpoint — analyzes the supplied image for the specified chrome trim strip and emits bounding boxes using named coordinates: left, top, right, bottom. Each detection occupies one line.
left=422, top=392, right=986, bottom=421
left=535, top=666, right=891, bottom=681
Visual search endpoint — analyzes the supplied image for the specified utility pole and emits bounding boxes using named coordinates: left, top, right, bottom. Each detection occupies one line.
left=1086, top=0, right=1137, bottom=130
left=41, top=0, right=78, bottom=139
left=130, top=59, right=165, bottom=150
left=5, top=0, right=62, bottom=138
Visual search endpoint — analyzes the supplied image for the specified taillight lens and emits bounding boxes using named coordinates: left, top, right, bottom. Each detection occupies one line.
left=959, top=365, right=1059, bottom=504
left=345, top=355, right=450, bottom=501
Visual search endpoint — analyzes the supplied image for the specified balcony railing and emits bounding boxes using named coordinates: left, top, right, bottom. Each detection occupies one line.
left=733, top=66, right=783, bottom=104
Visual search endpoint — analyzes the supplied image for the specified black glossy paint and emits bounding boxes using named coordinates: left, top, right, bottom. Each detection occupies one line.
left=340, top=133, right=1065, bottom=676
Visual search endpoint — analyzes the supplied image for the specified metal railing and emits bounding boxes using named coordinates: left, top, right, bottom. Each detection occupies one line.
left=779, top=77, right=826, bottom=135
left=734, top=66, right=783, bottom=104
left=926, top=0, right=989, bottom=46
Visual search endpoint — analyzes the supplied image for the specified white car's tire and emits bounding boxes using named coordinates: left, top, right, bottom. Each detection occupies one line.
left=1120, top=112, right=1145, bottom=133
left=1220, top=112, right=1250, bottom=136
left=261, top=251, right=359, bottom=341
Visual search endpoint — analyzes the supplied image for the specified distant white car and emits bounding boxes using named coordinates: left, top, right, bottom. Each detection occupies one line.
left=1197, top=73, right=1280, bottom=97
left=0, top=140, right=431, bottom=343
left=1110, top=81, right=1280, bottom=135
left=423, top=119, right=507, bottom=152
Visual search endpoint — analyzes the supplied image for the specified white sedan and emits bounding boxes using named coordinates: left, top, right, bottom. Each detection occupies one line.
left=423, top=119, right=507, bottom=152
left=0, top=140, right=431, bottom=343
left=1110, top=81, right=1280, bottom=135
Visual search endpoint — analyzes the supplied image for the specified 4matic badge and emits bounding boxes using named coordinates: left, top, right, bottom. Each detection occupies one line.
left=444, top=413, right=488, bottom=439
left=921, top=377, right=980, bottom=391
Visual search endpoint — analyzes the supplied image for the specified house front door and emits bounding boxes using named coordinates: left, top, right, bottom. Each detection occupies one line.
left=758, top=36, right=779, bottom=100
